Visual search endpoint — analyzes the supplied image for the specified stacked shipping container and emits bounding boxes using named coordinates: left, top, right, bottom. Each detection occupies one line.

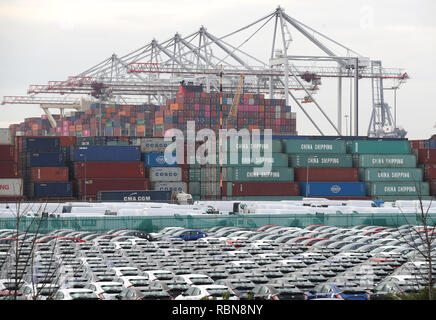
left=410, top=138, right=436, bottom=198
left=71, top=145, right=148, bottom=201
left=350, top=140, right=430, bottom=200
left=16, top=136, right=73, bottom=200
left=283, top=139, right=366, bottom=199
left=0, top=128, right=24, bottom=201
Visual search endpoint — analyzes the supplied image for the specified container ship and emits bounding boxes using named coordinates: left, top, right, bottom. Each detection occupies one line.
left=1, top=84, right=435, bottom=203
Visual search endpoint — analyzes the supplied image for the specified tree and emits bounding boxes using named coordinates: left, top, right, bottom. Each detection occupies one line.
left=1, top=200, right=84, bottom=300
left=395, top=186, right=436, bottom=300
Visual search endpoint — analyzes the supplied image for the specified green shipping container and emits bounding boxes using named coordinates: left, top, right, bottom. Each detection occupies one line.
left=288, top=154, right=352, bottom=168
left=189, top=182, right=200, bottom=195
left=283, top=140, right=346, bottom=154
left=223, top=167, right=294, bottom=182
left=366, top=182, right=430, bottom=196
left=222, top=196, right=303, bottom=201
left=231, top=140, right=282, bottom=153
left=188, top=153, right=288, bottom=167
left=359, top=168, right=423, bottom=182
left=348, top=140, right=410, bottom=154
left=373, top=195, right=435, bottom=201
left=353, top=154, right=417, bottom=168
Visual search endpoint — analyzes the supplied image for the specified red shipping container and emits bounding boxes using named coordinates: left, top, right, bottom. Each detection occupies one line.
left=31, top=167, right=69, bottom=182
left=293, top=168, right=359, bottom=182
left=0, top=145, right=15, bottom=161
left=409, top=140, right=425, bottom=150
left=424, top=164, right=436, bottom=180
left=59, top=136, right=77, bottom=146
left=74, top=162, right=145, bottom=179
left=74, top=178, right=150, bottom=197
left=0, top=162, right=19, bottom=177
left=417, top=149, right=436, bottom=164
left=224, top=182, right=300, bottom=196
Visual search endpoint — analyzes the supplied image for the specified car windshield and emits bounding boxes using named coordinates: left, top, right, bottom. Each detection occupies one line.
left=155, top=273, right=174, bottom=280
left=191, top=278, right=214, bottom=285
left=101, top=285, right=123, bottom=293
left=130, top=279, right=150, bottom=286
left=39, top=287, right=59, bottom=296
left=70, top=292, right=99, bottom=300
left=206, top=289, right=235, bottom=297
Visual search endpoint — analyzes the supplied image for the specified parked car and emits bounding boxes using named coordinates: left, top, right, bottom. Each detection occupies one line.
left=175, top=285, right=239, bottom=300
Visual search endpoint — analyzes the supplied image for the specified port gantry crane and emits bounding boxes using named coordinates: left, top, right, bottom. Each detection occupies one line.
left=1, top=7, right=408, bottom=138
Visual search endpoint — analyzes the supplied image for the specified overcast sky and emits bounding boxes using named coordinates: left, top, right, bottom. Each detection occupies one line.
left=0, top=0, right=435, bottom=139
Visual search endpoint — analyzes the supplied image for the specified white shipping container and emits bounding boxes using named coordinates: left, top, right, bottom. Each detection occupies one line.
left=133, top=138, right=170, bottom=152
left=0, top=128, right=12, bottom=144
left=151, top=182, right=187, bottom=193
left=0, top=179, right=23, bottom=197
left=149, top=167, right=182, bottom=182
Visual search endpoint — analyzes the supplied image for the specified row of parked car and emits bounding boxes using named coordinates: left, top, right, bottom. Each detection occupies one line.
left=0, top=223, right=435, bottom=300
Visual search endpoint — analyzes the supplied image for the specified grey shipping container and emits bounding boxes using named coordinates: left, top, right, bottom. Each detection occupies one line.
left=149, top=167, right=182, bottom=182
left=151, top=182, right=187, bottom=193
left=132, top=138, right=171, bottom=153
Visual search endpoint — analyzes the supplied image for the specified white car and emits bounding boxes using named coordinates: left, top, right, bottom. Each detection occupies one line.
left=84, top=281, right=124, bottom=300
left=174, top=274, right=214, bottom=286
left=111, top=267, right=143, bottom=277
left=51, top=288, right=100, bottom=300
left=175, top=285, right=239, bottom=300
left=115, top=276, right=151, bottom=288
left=21, top=283, right=60, bottom=300
left=143, top=270, right=175, bottom=282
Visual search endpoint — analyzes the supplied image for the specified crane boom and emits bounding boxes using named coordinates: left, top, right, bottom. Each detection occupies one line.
left=228, top=74, right=245, bottom=121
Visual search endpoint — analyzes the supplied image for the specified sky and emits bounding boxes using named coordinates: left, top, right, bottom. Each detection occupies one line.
left=0, top=0, right=435, bottom=139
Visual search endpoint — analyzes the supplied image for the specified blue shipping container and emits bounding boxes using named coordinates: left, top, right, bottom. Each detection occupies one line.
left=28, top=152, right=65, bottom=167
left=299, top=182, right=366, bottom=197
left=73, top=146, right=141, bottom=161
left=34, top=182, right=73, bottom=198
left=142, top=152, right=178, bottom=167
left=23, top=137, right=60, bottom=152
left=97, top=190, right=172, bottom=202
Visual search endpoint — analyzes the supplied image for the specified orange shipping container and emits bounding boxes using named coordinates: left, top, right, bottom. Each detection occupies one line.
left=155, top=117, right=164, bottom=124
left=32, top=167, right=69, bottom=182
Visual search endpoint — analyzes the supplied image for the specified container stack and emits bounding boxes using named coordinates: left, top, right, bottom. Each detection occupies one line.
left=163, top=87, right=297, bottom=137
left=16, top=136, right=73, bottom=201
left=135, top=138, right=188, bottom=194
left=71, top=145, right=148, bottom=201
left=410, top=138, right=436, bottom=198
left=283, top=139, right=366, bottom=199
left=351, top=140, right=430, bottom=201
left=188, top=138, right=300, bottom=201
left=0, top=128, right=24, bottom=202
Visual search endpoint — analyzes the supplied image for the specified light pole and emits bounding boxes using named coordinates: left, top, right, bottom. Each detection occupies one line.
left=306, top=155, right=318, bottom=197
left=344, top=115, right=349, bottom=136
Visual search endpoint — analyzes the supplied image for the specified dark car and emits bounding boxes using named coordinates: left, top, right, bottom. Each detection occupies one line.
left=307, top=282, right=370, bottom=300
left=149, top=281, right=190, bottom=299
left=251, top=284, right=307, bottom=300
left=215, top=278, right=256, bottom=299
left=168, top=229, right=207, bottom=241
